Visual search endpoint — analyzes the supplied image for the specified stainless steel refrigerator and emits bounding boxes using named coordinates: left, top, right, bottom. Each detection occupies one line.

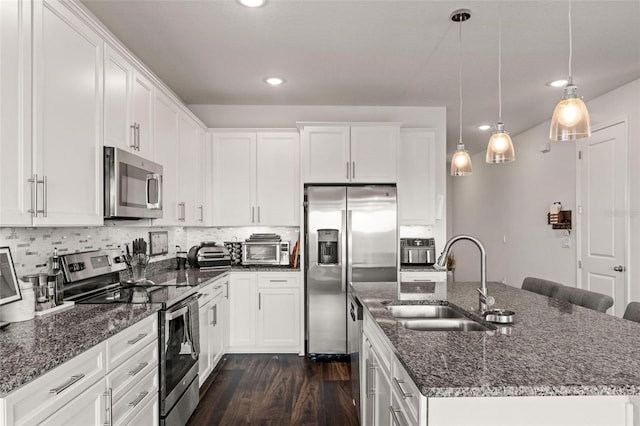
left=305, top=185, right=397, bottom=355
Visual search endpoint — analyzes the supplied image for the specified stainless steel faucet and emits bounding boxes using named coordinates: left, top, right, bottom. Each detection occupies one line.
left=435, top=235, right=495, bottom=313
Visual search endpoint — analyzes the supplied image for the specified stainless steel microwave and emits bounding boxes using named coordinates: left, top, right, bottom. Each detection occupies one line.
left=242, top=241, right=290, bottom=266
left=104, top=146, right=163, bottom=219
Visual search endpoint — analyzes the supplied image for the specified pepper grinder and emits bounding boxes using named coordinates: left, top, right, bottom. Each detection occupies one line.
left=176, top=246, right=187, bottom=270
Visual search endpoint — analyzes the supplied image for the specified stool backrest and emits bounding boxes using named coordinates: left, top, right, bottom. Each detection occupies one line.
left=623, top=302, right=640, bottom=323
left=521, top=277, right=564, bottom=298
left=555, top=287, right=614, bottom=313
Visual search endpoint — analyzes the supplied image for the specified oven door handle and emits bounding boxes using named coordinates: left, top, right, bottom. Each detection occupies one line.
left=166, top=305, right=189, bottom=321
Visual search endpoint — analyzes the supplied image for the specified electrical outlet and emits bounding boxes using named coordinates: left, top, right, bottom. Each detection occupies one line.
left=562, top=237, right=571, bottom=248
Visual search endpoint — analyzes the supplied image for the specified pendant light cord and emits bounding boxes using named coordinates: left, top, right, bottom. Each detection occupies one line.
left=568, top=0, right=573, bottom=83
left=458, top=18, right=463, bottom=144
left=498, top=2, right=502, bottom=122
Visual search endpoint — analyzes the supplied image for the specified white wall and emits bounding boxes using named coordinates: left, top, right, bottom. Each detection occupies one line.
left=451, top=79, right=640, bottom=303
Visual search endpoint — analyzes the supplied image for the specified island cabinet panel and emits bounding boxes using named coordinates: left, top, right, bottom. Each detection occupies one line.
left=198, top=277, right=227, bottom=387
left=428, top=395, right=635, bottom=426
left=227, top=271, right=302, bottom=354
left=301, top=124, right=399, bottom=184
left=39, top=377, right=107, bottom=426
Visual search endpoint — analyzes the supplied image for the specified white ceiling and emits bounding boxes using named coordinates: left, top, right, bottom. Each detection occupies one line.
left=81, top=0, right=640, bottom=156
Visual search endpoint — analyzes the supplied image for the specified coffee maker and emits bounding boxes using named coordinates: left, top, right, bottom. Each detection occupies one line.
left=317, top=229, right=339, bottom=265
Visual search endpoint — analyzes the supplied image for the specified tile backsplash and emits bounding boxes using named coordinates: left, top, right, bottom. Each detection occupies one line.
left=0, top=225, right=299, bottom=279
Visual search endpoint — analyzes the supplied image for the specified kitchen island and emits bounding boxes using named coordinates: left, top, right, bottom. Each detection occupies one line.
left=352, top=281, right=640, bottom=425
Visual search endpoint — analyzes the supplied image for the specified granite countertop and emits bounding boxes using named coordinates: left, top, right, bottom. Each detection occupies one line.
left=352, top=281, right=640, bottom=398
left=231, top=265, right=301, bottom=272
left=0, top=267, right=230, bottom=396
left=0, top=303, right=160, bottom=396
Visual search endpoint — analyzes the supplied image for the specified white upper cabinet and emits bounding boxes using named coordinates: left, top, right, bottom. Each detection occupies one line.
left=104, top=44, right=154, bottom=158
left=211, top=131, right=299, bottom=226
left=301, top=124, right=399, bottom=183
left=398, top=129, right=437, bottom=225
left=0, top=0, right=32, bottom=226
left=178, top=114, right=205, bottom=226
left=152, top=90, right=180, bottom=226
left=30, top=0, right=104, bottom=226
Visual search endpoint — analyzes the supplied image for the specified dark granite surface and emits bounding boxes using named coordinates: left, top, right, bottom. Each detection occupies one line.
left=0, top=267, right=230, bottom=396
left=352, top=281, right=640, bottom=398
left=231, top=265, right=301, bottom=272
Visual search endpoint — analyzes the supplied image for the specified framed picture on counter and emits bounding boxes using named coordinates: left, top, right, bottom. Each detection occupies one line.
left=0, top=247, right=22, bottom=307
left=149, top=231, right=169, bottom=256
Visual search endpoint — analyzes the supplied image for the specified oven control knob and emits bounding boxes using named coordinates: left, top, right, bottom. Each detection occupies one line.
left=113, top=256, right=122, bottom=263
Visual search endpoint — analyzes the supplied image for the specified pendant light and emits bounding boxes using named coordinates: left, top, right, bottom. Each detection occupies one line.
left=450, top=9, right=472, bottom=176
left=549, top=0, right=591, bottom=141
left=486, top=2, right=515, bottom=163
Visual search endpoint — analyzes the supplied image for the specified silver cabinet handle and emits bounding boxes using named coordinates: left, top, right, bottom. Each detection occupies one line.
left=393, top=377, right=414, bottom=399
left=49, top=374, right=85, bottom=395
left=367, top=358, right=377, bottom=397
left=352, top=162, right=355, bottom=179
left=224, top=281, right=229, bottom=299
left=257, top=206, right=260, bottom=223
left=258, top=292, right=261, bottom=310
left=269, top=279, right=288, bottom=283
left=177, top=202, right=186, bottom=221
left=346, top=162, right=350, bottom=179
left=390, top=406, right=407, bottom=426
left=251, top=206, right=255, bottom=223
left=210, top=304, right=217, bottom=326
left=128, top=362, right=148, bottom=376
left=198, top=205, right=204, bottom=222
left=28, top=174, right=37, bottom=216
left=128, top=391, right=148, bottom=407
left=614, top=265, right=626, bottom=272
left=130, top=124, right=137, bottom=150
left=35, top=175, right=47, bottom=217
left=127, top=333, right=148, bottom=345
left=136, top=123, right=141, bottom=150
left=103, top=387, right=112, bottom=426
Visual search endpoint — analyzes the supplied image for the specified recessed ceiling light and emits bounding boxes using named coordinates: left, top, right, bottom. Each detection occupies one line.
left=477, top=124, right=492, bottom=131
left=547, top=79, right=569, bottom=88
left=264, top=77, right=285, bottom=86
left=238, top=0, right=266, bottom=7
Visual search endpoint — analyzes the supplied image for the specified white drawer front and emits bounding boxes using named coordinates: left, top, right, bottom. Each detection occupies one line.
left=106, top=314, right=157, bottom=372
left=119, top=386, right=159, bottom=426
left=200, top=279, right=225, bottom=305
left=257, top=272, right=299, bottom=288
left=112, top=367, right=158, bottom=426
left=4, top=343, right=106, bottom=426
left=392, top=358, right=420, bottom=421
left=107, top=340, right=158, bottom=404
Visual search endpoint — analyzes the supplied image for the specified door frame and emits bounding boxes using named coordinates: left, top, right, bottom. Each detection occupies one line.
left=575, top=116, right=630, bottom=313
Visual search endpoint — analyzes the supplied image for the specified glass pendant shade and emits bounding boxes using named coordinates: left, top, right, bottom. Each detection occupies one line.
left=486, top=122, right=515, bottom=163
left=451, top=144, right=472, bottom=176
left=549, top=84, right=591, bottom=140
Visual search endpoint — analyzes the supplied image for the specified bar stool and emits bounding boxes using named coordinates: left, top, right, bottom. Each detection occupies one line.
left=555, top=287, right=614, bottom=313
left=623, top=302, right=640, bottom=323
left=521, top=277, right=564, bottom=298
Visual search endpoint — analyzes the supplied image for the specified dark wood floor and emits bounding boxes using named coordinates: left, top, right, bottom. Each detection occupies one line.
left=187, top=354, right=359, bottom=426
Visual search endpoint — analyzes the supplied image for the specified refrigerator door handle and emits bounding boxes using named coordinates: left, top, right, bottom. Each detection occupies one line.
left=346, top=209, right=353, bottom=290
left=342, top=209, right=348, bottom=292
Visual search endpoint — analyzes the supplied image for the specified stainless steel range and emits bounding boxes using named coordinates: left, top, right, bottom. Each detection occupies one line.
left=61, top=248, right=200, bottom=426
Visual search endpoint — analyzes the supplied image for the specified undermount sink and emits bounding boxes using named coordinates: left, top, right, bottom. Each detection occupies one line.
left=386, top=304, right=464, bottom=319
left=399, top=318, right=490, bottom=332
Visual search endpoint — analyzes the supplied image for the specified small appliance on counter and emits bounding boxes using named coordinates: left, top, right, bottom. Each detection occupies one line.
left=400, top=238, right=436, bottom=266
left=187, top=242, right=231, bottom=269
left=223, top=241, right=243, bottom=265
left=242, top=234, right=290, bottom=266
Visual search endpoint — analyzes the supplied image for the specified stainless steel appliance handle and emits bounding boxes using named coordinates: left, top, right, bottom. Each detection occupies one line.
left=128, top=391, right=148, bottom=407
left=128, top=362, right=148, bottom=376
left=393, top=377, right=414, bottom=399
left=167, top=305, right=189, bottom=321
left=146, top=174, right=162, bottom=209
left=346, top=209, right=352, bottom=290
left=49, top=374, right=85, bottom=395
left=130, top=124, right=137, bottom=150
left=127, top=333, right=148, bottom=345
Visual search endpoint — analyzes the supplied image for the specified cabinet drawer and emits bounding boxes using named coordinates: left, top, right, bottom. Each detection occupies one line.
left=40, top=377, right=107, bottom=426
left=118, top=385, right=159, bottom=426
left=363, top=311, right=392, bottom=376
left=199, top=279, right=225, bottom=305
left=399, top=271, right=446, bottom=282
left=107, top=340, right=158, bottom=404
left=4, top=342, right=106, bottom=426
left=390, top=385, right=418, bottom=426
left=392, top=358, right=420, bottom=422
left=106, top=314, right=157, bottom=372
left=112, top=367, right=158, bottom=426
left=257, top=272, right=299, bottom=288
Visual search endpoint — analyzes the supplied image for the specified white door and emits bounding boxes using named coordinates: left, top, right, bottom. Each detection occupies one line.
left=257, top=288, right=300, bottom=349
left=152, top=91, right=180, bottom=226
left=104, top=46, right=132, bottom=151
left=0, top=0, right=32, bottom=226
left=177, top=114, right=202, bottom=225
left=301, top=126, right=350, bottom=183
left=211, top=132, right=256, bottom=226
left=228, top=273, right=257, bottom=349
left=578, top=121, right=628, bottom=316
left=131, top=71, right=154, bottom=158
left=198, top=298, right=213, bottom=386
left=398, top=129, right=436, bottom=225
left=350, top=126, right=398, bottom=183
left=256, top=132, right=300, bottom=226
left=33, top=0, right=103, bottom=226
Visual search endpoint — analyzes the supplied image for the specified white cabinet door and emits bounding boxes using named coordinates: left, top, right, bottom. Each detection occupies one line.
left=211, top=132, right=256, bottom=226
left=228, top=273, right=258, bottom=348
left=256, top=132, right=300, bottom=226
left=32, top=0, right=103, bottom=226
left=178, top=114, right=204, bottom=225
left=0, top=0, right=32, bottom=226
left=257, top=288, right=300, bottom=349
left=40, top=377, right=107, bottom=426
left=398, top=129, right=437, bottom=225
left=198, top=297, right=213, bottom=387
left=152, top=91, right=180, bottom=226
left=350, top=126, right=398, bottom=183
left=301, top=126, right=350, bottom=183
left=104, top=45, right=133, bottom=151
left=210, top=295, right=225, bottom=369
left=131, top=71, right=154, bottom=159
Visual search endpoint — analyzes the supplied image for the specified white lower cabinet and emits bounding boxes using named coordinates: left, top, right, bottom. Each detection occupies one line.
left=228, top=271, right=301, bottom=353
left=199, top=276, right=228, bottom=387
left=0, top=314, right=158, bottom=426
left=362, top=333, right=391, bottom=426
